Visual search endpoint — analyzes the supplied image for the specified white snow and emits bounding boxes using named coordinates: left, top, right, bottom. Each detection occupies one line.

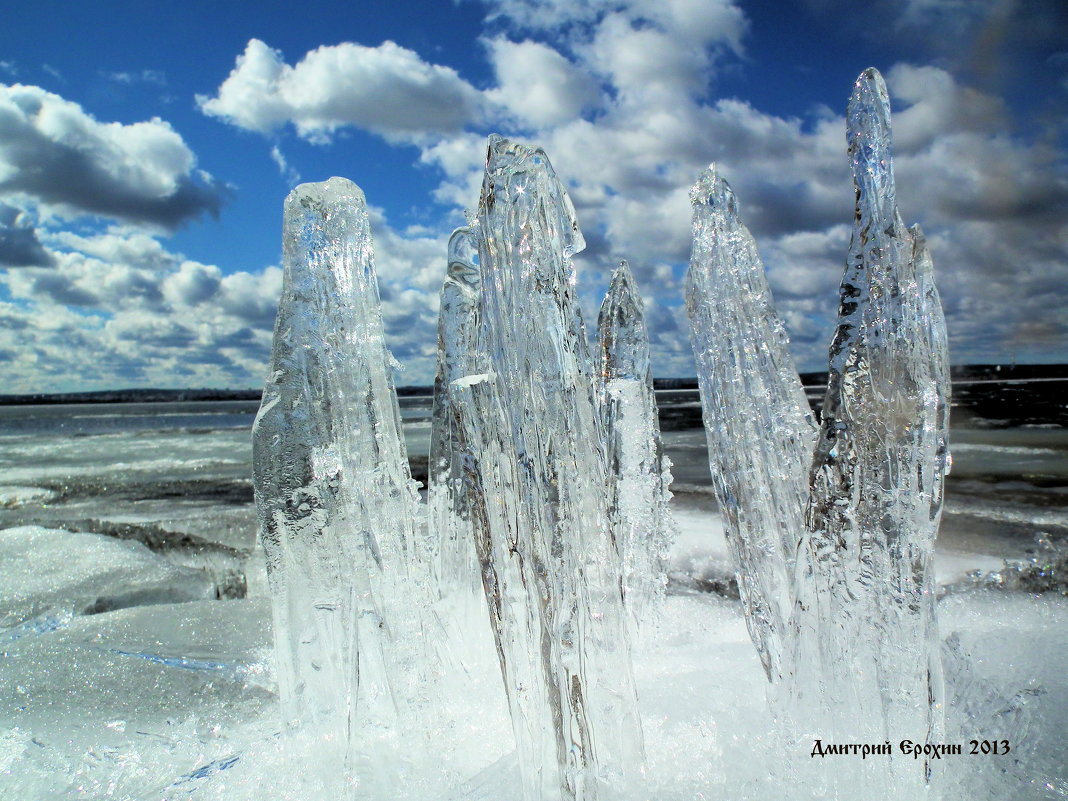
left=0, top=525, right=216, bottom=630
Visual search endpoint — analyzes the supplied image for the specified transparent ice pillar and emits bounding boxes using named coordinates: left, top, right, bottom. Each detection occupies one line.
left=685, top=68, right=950, bottom=798
left=598, top=260, right=674, bottom=630
left=685, top=168, right=816, bottom=685
left=797, top=68, right=949, bottom=770
left=428, top=225, right=485, bottom=604
left=252, top=177, right=424, bottom=797
left=452, top=136, right=644, bottom=801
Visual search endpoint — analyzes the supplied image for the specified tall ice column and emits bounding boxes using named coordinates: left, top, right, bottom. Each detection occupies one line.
left=685, top=168, right=816, bottom=685
left=797, top=67, right=949, bottom=787
left=428, top=225, right=486, bottom=603
left=252, top=177, right=424, bottom=797
left=598, top=260, right=674, bottom=631
left=456, top=136, right=644, bottom=801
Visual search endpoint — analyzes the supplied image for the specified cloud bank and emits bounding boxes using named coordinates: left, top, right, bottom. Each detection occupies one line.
left=4, top=0, right=1066, bottom=393
left=0, top=84, right=225, bottom=229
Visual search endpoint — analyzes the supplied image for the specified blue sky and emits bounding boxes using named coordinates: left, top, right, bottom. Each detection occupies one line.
left=1, top=0, right=1065, bottom=392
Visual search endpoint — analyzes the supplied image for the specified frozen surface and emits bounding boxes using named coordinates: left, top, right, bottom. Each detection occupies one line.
left=252, top=177, right=429, bottom=797
left=598, top=261, right=674, bottom=629
left=451, top=135, right=643, bottom=800
left=0, top=487, right=55, bottom=507
left=0, top=599, right=274, bottom=800
left=939, top=592, right=1068, bottom=800
left=1, top=512, right=1066, bottom=800
left=3, top=70, right=1061, bottom=801
left=0, top=525, right=215, bottom=630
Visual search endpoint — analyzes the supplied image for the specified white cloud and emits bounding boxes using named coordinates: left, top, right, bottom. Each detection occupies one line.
left=894, top=0, right=1012, bottom=35
left=886, top=64, right=1005, bottom=152
left=484, top=37, right=599, bottom=128
left=9, top=2, right=1065, bottom=390
left=879, top=66, right=1068, bottom=229
left=0, top=84, right=224, bottom=228
left=197, top=38, right=484, bottom=144
left=587, top=14, right=711, bottom=106
left=269, top=145, right=300, bottom=184
left=639, top=0, right=748, bottom=50
left=481, top=0, right=747, bottom=53
left=0, top=229, right=275, bottom=390
left=0, top=203, right=459, bottom=391
left=105, top=69, right=167, bottom=86
left=162, top=260, right=222, bottom=306
left=0, top=202, right=51, bottom=267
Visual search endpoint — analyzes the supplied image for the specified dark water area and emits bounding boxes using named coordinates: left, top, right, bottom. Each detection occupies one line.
left=0, top=397, right=433, bottom=439
left=0, top=401, right=262, bottom=438
left=2, top=381, right=1066, bottom=499
left=2, top=375, right=1064, bottom=437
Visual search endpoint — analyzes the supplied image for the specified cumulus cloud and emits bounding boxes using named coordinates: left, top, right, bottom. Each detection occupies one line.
left=584, top=13, right=725, bottom=108
left=197, top=38, right=483, bottom=143
left=0, top=203, right=457, bottom=391
left=198, top=4, right=1065, bottom=376
left=484, top=38, right=599, bottom=128
left=0, top=229, right=274, bottom=390
left=481, top=0, right=747, bottom=53
left=0, top=84, right=225, bottom=229
left=10, top=0, right=1065, bottom=391
left=0, top=203, right=52, bottom=267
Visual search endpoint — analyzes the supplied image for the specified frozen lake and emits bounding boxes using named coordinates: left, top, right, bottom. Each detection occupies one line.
left=1, top=383, right=1066, bottom=798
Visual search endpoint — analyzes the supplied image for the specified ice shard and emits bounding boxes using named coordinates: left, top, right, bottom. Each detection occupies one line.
left=428, top=225, right=485, bottom=603
left=598, top=260, right=673, bottom=629
left=797, top=67, right=949, bottom=778
left=453, top=135, right=644, bottom=801
left=685, top=168, right=816, bottom=684
left=251, top=177, right=426, bottom=796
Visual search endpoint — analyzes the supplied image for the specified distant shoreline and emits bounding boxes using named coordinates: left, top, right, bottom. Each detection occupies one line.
left=0, top=364, right=1064, bottom=406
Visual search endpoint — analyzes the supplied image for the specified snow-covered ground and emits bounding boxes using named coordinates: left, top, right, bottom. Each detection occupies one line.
left=2, top=512, right=1065, bottom=800
left=1, top=401, right=1066, bottom=798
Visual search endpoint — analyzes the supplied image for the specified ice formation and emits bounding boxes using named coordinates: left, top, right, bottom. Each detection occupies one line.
left=449, top=136, right=644, bottom=801
left=797, top=68, right=950, bottom=779
left=428, top=225, right=485, bottom=604
left=686, top=68, right=951, bottom=795
left=5, top=65, right=1068, bottom=801
left=685, top=171, right=816, bottom=685
left=251, top=177, right=427, bottom=797
left=0, top=526, right=216, bottom=630
left=598, top=260, right=674, bottom=628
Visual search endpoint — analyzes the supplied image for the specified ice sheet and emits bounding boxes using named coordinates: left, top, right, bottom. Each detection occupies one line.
left=0, top=525, right=216, bottom=631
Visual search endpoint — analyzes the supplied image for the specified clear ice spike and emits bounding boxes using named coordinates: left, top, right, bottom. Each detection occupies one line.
left=684, top=167, right=816, bottom=684
left=429, top=225, right=486, bottom=604
left=459, top=135, right=644, bottom=801
left=597, top=260, right=674, bottom=631
left=252, top=177, right=426, bottom=798
left=798, top=67, right=950, bottom=787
